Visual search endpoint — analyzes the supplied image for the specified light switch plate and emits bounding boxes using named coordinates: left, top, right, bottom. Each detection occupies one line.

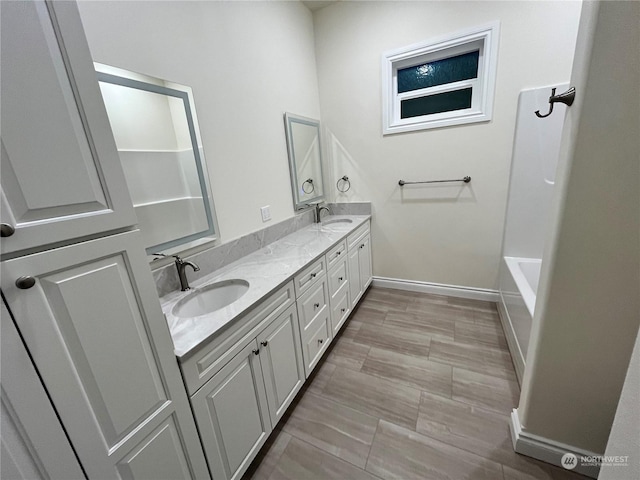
left=261, top=205, right=271, bottom=222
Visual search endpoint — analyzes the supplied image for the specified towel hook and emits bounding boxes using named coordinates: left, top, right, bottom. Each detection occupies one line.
left=535, top=87, right=576, bottom=118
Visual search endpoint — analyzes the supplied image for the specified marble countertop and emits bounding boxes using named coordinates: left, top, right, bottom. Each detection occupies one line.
left=161, top=215, right=371, bottom=358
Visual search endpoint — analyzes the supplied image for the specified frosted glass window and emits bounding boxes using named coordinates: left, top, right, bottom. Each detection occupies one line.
left=401, top=88, right=473, bottom=118
left=382, top=23, right=499, bottom=134
left=398, top=51, right=479, bottom=93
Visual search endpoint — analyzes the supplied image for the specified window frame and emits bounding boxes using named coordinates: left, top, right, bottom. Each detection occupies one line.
left=382, top=22, right=500, bottom=135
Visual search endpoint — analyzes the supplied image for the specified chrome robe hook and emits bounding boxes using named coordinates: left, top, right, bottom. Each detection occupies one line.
left=535, top=87, right=576, bottom=118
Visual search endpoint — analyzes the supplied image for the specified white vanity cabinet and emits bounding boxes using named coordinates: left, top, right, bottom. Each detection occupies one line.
left=183, top=287, right=305, bottom=480
left=348, top=221, right=373, bottom=307
left=0, top=0, right=136, bottom=255
left=294, top=258, right=333, bottom=376
left=178, top=218, right=373, bottom=479
left=191, top=339, right=272, bottom=480
left=327, top=240, right=351, bottom=335
left=257, top=305, right=306, bottom=425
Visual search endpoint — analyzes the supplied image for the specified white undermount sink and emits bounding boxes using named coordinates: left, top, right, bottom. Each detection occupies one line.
left=323, top=218, right=353, bottom=225
left=172, top=279, right=250, bottom=318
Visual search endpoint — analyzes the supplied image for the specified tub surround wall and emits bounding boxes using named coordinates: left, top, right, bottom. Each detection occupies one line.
left=497, top=84, right=567, bottom=383
left=500, top=85, right=568, bottom=261
left=313, top=1, right=581, bottom=290
left=515, top=0, right=640, bottom=471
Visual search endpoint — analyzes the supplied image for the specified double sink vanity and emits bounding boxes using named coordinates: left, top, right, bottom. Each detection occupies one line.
left=95, top=55, right=373, bottom=479
left=161, top=215, right=373, bottom=480
left=1, top=5, right=374, bottom=478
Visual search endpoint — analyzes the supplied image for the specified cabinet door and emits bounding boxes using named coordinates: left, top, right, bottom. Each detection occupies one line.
left=300, top=314, right=332, bottom=377
left=1, top=302, right=85, bottom=480
left=191, top=340, right=272, bottom=480
left=348, top=246, right=363, bottom=307
left=358, top=234, right=373, bottom=291
left=0, top=0, right=135, bottom=255
left=330, top=286, right=351, bottom=335
left=1, top=231, right=210, bottom=479
left=257, top=306, right=305, bottom=426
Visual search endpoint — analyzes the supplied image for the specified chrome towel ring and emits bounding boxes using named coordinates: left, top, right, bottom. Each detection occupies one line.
left=301, top=178, right=315, bottom=194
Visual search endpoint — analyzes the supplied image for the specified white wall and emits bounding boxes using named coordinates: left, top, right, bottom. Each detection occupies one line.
left=77, top=0, right=321, bottom=243
left=518, top=0, right=640, bottom=454
left=599, top=328, right=640, bottom=479
left=313, top=1, right=581, bottom=289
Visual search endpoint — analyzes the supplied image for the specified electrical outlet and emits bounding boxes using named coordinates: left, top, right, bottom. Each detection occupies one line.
left=260, top=205, right=271, bottom=222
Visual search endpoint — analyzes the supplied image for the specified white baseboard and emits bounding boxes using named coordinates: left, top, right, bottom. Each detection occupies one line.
left=497, top=295, right=525, bottom=386
left=372, top=276, right=499, bottom=302
left=510, top=409, right=601, bottom=478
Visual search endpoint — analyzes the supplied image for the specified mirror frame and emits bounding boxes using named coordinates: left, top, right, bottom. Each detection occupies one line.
left=284, top=112, right=325, bottom=210
left=95, top=63, right=219, bottom=256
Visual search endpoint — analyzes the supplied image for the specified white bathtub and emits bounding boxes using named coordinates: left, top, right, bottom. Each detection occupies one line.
left=498, top=256, right=542, bottom=384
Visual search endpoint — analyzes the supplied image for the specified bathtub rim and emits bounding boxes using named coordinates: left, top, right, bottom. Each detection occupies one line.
left=504, top=256, right=541, bottom=317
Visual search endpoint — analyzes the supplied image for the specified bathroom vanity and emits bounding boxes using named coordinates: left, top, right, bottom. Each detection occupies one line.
left=160, top=216, right=373, bottom=480
left=0, top=2, right=372, bottom=478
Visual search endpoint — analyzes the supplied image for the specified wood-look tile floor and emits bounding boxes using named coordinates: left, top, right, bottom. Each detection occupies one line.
left=243, top=287, right=589, bottom=480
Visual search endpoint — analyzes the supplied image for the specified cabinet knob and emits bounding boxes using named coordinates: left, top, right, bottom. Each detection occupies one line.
left=360, top=244, right=365, bottom=249
left=261, top=341, right=268, bottom=347
left=318, top=338, right=323, bottom=345
left=1, top=223, right=15, bottom=237
left=252, top=349, right=260, bottom=355
left=15, top=276, right=36, bottom=289
left=338, top=277, right=343, bottom=281
left=314, top=302, right=320, bottom=308
left=336, top=251, right=341, bottom=256
left=341, top=308, right=346, bottom=313
left=310, top=273, right=317, bottom=278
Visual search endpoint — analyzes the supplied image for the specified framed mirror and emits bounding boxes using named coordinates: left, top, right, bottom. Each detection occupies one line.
left=95, top=64, right=218, bottom=256
left=284, top=113, right=325, bottom=210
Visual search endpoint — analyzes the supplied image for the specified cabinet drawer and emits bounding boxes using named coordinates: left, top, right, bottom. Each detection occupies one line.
left=328, top=258, right=348, bottom=298
left=296, top=277, right=329, bottom=337
left=294, top=256, right=326, bottom=297
left=180, top=281, right=295, bottom=395
left=326, top=240, right=347, bottom=269
left=330, top=286, right=351, bottom=335
left=347, top=221, right=370, bottom=250
left=301, top=314, right=331, bottom=377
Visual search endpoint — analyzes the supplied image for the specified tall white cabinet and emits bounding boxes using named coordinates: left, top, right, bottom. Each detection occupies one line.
left=1, top=302, right=85, bottom=480
left=0, top=1, right=209, bottom=478
left=0, top=0, right=136, bottom=255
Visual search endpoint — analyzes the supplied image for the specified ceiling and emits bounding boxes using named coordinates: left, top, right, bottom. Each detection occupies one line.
left=301, top=0, right=340, bottom=12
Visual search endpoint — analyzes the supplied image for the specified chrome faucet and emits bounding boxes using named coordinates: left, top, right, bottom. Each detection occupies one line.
left=309, top=203, right=330, bottom=223
left=153, top=253, right=200, bottom=291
